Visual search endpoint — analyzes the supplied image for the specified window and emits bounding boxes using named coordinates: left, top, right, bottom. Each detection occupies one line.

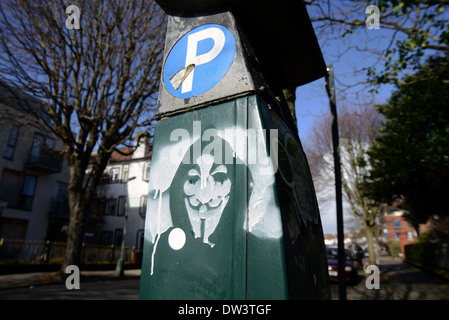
left=407, top=231, right=414, bottom=240
left=394, top=232, right=400, bottom=239
left=115, top=229, right=123, bottom=246
left=110, top=167, right=120, bottom=183
left=139, top=195, right=147, bottom=218
left=122, top=165, right=129, bottom=183
left=100, top=231, right=113, bottom=245
left=28, top=133, right=55, bottom=161
left=84, top=233, right=95, bottom=244
left=143, top=163, right=151, bottom=181
left=54, top=181, right=68, bottom=197
left=3, top=125, right=20, bottom=160
left=0, top=169, right=22, bottom=208
left=136, top=229, right=144, bottom=250
left=21, top=175, right=37, bottom=210
left=393, top=219, right=401, bottom=228
left=0, top=169, right=37, bottom=211
left=105, top=198, right=117, bottom=215
left=50, top=182, right=69, bottom=216
left=117, top=196, right=126, bottom=216
left=46, top=136, right=55, bottom=148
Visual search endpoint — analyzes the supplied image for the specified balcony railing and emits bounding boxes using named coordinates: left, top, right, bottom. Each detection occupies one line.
left=26, top=145, right=63, bottom=174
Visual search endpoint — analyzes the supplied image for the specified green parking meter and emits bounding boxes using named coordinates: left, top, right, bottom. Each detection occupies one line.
left=140, top=0, right=331, bottom=300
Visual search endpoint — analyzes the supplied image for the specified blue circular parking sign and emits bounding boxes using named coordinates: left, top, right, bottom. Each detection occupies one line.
left=163, top=24, right=236, bottom=98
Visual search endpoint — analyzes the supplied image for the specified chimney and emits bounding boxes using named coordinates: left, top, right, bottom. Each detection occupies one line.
left=132, top=131, right=150, bottom=159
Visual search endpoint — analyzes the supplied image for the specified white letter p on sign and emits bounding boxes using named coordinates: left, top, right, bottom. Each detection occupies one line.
left=182, top=28, right=225, bottom=93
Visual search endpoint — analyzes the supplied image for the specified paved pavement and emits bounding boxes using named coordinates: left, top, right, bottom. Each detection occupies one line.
left=0, top=257, right=448, bottom=300
left=0, top=269, right=141, bottom=300
left=330, top=256, right=449, bottom=300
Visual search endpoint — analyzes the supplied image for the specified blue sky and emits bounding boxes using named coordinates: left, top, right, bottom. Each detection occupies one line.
left=295, top=38, right=395, bottom=143
left=291, top=1, right=448, bottom=234
left=294, top=14, right=398, bottom=234
left=296, top=2, right=449, bottom=144
left=292, top=1, right=446, bottom=233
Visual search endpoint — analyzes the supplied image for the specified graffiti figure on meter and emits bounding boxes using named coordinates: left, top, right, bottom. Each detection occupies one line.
left=145, top=126, right=284, bottom=282
left=167, top=136, right=240, bottom=251
left=146, top=135, right=250, bottom=280
left=183, top=153, right=231, bottom=247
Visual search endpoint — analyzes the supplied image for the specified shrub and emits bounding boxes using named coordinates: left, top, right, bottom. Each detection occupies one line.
left=386, top=240, right=402, bottom=258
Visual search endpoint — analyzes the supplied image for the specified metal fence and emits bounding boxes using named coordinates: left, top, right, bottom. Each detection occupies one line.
left=0, top=238, right=133, bottom=264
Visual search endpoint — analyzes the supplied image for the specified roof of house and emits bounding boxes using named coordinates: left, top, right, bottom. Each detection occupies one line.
left=89, top=143, right=153, bottom=165
left=109, top=146, right=153, bottom=163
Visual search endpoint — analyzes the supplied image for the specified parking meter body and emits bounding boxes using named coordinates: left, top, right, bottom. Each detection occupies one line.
left=140, top=1, right=331, bottom=299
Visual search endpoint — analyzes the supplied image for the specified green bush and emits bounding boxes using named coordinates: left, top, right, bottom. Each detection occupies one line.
left=386, top=240, right=402, bottom=258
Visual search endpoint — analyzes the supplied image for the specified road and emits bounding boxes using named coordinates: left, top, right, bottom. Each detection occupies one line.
left=0, top=277, right=140, bottom=300
left=0, top=256, right=447, bottom=300
left=330, top=256, right=449, bottom=300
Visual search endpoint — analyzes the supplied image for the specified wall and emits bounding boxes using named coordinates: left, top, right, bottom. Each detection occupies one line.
left=0, top=120, right=70, bottom=242
left=385, top=215, right=418, bottom=257
left=100, top=159, right=149, bottom=249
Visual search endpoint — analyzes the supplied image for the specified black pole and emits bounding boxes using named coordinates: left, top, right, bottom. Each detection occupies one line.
left=325, top=65, right=346, bottom=300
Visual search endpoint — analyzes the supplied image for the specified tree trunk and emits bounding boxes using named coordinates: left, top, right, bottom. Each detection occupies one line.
left=59, top=150, right=111, bottom=275
left=282, top=87, right=298, bottom=128
left=60, top=164, right=88, bottom=275
left=60, top=191, right=86, bottom=275
left=365, top=224, right=377, bottom=266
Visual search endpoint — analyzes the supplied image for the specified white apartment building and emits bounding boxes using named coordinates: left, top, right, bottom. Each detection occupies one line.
left=93, top=133, right=152, bottom=251
left=0, top=84, right=71, bottom=242
left=1, top=83, right=152, bottom=254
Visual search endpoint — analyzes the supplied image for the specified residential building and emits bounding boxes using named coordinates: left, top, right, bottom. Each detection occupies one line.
left=0, top=84, right=70, bottom=242
left=91, top=132, right=152, bottom=251
left=383, top=210, right=418, bottom=257
left=324, top=232, right=368, bottom=248
left=1, top=83, right=153, bottom=257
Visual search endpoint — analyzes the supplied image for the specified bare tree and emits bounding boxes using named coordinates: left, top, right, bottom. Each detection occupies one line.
left=282, top=87, right=298, bottom=128
left=304, top=104, right=384, bottom=264
left=0, top=0, right=166, bottom=274
left=303, top=0, right=449, bottom=104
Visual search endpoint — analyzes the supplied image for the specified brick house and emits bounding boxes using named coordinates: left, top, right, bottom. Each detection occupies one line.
left=384, top=210, right=418, bottom=257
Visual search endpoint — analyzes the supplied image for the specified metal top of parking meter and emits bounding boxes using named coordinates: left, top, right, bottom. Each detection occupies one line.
left=154, top=0, right=326, bottom=89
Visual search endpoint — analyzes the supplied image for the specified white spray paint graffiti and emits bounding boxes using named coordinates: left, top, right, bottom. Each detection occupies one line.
left=145, top=123, right=283, bottom=275
left=184, top=154, right=231, bottom=248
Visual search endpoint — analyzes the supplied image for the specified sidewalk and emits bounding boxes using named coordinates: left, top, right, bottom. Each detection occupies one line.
left=338, top=256, right=449, bottom=300
left=0, top=268, right=141, bottom=291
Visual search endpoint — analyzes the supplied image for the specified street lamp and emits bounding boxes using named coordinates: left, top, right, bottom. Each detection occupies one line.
left=325, top=65, right=346, bottom=300
left=0, top=201, right=8, bottom=238
left=115, top=176, right=136, bottom=277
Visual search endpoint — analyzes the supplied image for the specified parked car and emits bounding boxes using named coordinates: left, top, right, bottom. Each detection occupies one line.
left=347, top=244, right=364, bottom=269
left=326, top=246, right=359, bottom=284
